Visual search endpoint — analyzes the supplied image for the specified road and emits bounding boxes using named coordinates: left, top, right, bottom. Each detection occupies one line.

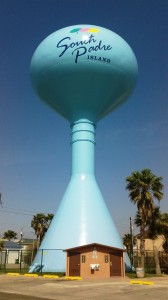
left=0, top=275, right=168, bottom=299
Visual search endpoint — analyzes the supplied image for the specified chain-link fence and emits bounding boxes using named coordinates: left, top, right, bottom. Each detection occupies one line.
left=129, top=250, right=168, bottom=273
left=0, top=249, right=65, bottom=274
left=1, top=248, right=168, bottom=274
left=0, top=249, right=36, bottom=273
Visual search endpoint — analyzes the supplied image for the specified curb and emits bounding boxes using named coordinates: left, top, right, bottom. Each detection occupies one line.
left=130, top=280, right=154, bottom=285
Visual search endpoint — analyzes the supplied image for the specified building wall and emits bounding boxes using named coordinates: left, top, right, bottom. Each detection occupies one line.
left=6, top=250, right=20, bottom=264
left=80, top=245, right=110, bottom=278
left=137, top=236, right=164, bottom=252
left=67, top=244, right=124, bottom=278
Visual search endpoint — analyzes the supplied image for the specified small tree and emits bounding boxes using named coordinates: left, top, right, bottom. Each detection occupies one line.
left=3, top=230, right=17, bottom=241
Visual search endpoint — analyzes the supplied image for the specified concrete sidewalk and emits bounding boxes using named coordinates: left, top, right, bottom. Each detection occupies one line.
left=0, top=275, right=168, bottom=300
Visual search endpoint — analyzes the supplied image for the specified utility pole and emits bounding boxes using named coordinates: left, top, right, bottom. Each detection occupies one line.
left=130, top=217, right=134, bottom=268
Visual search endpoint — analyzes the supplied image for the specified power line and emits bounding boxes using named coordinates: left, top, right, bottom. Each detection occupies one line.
left=0, top=210, right=132, bottom=228
left=0, top=207, right=136, bottom=231
left=1, top=206, right=44, bottom=214
left=0, top=210, right=34, bottom=217
left=0, top=206, right=54, bottom=216
left=0, top=210, right=131, bottom=227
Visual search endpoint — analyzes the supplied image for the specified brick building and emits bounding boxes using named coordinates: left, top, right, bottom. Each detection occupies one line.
left=65, top=243, right=125, bottom=278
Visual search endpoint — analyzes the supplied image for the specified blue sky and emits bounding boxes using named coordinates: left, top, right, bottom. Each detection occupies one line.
left=0, top=0, right=167, bottom=239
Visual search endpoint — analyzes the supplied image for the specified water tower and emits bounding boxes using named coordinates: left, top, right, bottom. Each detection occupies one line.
left=29, top=24, right=138, bottom=272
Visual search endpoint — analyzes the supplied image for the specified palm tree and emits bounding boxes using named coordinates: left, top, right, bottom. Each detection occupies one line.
left=3, top=230, right=17, bottom=241
left=135, top=208, right=162, bottom=275
left=160, top=213, right=168, bottom=253
left=123, top=233, right=136, bottom=252
left=163, top=240, right=168, bottom=253
left=31, top=213, right=54, bottom=248
left=126, top=169, right=163, bottom=268
left=148, top=207, right=162, bottom=275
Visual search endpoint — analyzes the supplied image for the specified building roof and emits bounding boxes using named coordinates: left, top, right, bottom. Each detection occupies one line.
left=65, top=243, right=126, bottom=252
left=3, top=241, right=23, bottom=250
left=18, top=238, right=34, bottom=244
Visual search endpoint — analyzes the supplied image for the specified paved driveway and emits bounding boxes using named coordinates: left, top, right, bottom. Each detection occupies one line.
left=0, top=275, right=168, bottom=300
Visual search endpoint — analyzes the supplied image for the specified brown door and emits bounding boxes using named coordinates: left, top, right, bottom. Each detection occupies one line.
left=69, top=252, right=80, bottom=276
left=110, top=252, right=122, bottom=276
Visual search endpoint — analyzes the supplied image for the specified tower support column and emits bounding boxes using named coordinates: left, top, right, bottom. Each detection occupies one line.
left=71, top=120, right=96, bottom=175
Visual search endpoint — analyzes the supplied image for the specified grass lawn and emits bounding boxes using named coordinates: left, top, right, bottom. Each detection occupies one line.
left=126, top=272, right=164, bottom=278
left=0, top=268, right=65, bottom=277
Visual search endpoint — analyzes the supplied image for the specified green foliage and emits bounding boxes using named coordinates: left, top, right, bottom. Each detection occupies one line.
left=3, top=230, right=17, bottom=241
left=31, top=213, right=54, bottom=247
left=126, top=169, right=163, bottom=221
left=160, top=213, right=168, bottom=253
left=0, top=239, right=4, bottom=250
left=122, top=233, right=136, bottom=251
left=126, top=169, right=164, bottom=268
left=135, top=207, right=163, bottom=240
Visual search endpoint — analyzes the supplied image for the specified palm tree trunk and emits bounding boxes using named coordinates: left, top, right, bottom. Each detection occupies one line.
left=140, top=222, right=145, bottom=269
left=37, top=235, right=40, bottom=250
left=153, top=240, right=161, bottom=275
